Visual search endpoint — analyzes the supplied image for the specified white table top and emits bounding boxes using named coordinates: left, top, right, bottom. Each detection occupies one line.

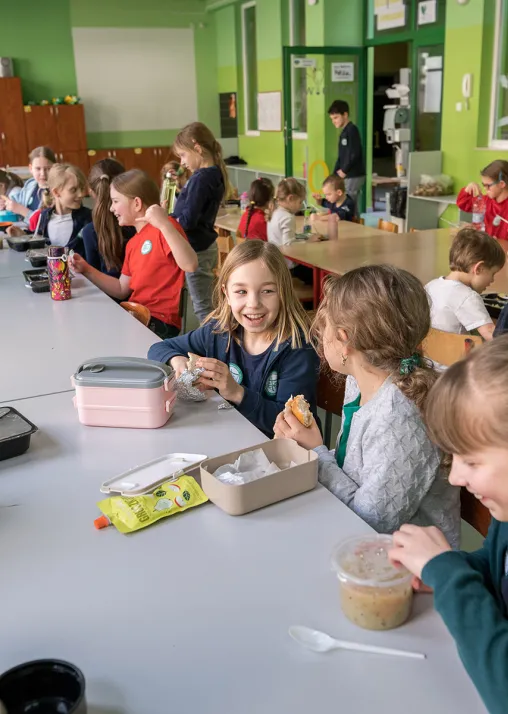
left=0, top=242, right=27, bottom=278
left=0, top=392, right=486, bottom=714
left=0, top=271, right=158, bottom=403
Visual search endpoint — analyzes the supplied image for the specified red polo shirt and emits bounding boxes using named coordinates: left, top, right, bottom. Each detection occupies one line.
left=238, top=207, right=268, bottom=241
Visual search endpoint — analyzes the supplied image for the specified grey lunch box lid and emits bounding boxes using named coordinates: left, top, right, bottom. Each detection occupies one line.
left=73, top=357, right=174, bottom=390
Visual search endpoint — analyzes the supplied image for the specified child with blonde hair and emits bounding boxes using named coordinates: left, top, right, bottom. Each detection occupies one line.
left=172, top=122, right=232, bottom=322
left=268, top=177, right=306, bottom=253
left=275, top=264, right=460, bottom=546
left=2, top=146, right=56, bottom=220
left=148, top=240, right=319, bottom=437
left=425, top=227, right=506, bottom=342
left=312, top=174, right=355, bottom=221
left=70, top=169, right=197, bottom=339
left=390, top=336, right=508, bottom=714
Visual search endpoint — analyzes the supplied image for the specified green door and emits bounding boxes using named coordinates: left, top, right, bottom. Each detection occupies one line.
left=283, top=46, right=366, bottom=199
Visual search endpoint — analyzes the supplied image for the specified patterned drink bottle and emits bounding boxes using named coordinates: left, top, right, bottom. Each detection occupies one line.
left=47, top=246, right=71, bottom=301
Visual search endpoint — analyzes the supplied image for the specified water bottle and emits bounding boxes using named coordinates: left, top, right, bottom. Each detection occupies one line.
left=328, top=212, right=339, bottom=241
left=303, top=208, right=312, bottom=235
left=160, top=172, right=177, bottom=215
left=472, top=194, right=486, bottom=232
left=47, top=246, right=71, bottom=301
left=240, top=192, right=249, bottom=211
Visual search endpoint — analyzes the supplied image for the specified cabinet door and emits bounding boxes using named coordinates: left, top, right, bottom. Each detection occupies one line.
left=23, top=106, right=58, bottom=155
left=60, top=150, right=90, bottom=175
left=0, top=78, right=28, bottom=166
left=131, top=147, right=159, bottom=181
left=55, top=105, right=87, bottom=151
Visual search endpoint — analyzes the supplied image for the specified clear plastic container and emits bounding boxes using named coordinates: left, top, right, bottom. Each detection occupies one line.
left=331, top=535, right=413, bottom=631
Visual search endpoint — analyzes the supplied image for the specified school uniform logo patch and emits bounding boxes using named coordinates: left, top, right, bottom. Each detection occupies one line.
left=229, top=363, right=243, bottom=384
left=341, top=138, right=347, bottom=145
left=141, top=240, right=152, bottom=255
left=264, top=370, right=278, bottom=396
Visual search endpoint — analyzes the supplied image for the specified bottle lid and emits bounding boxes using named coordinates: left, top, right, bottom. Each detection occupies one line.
left=94, top=515, right=111, bottom=530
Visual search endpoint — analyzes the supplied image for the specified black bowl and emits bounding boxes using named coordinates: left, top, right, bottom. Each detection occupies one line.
left=0, top=660, right=86, bottom=714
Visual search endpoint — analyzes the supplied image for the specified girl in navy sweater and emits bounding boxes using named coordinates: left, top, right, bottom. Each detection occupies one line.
left=172, top=122, right=231, bottom=323
left=148, top=240, right=319, bottom=438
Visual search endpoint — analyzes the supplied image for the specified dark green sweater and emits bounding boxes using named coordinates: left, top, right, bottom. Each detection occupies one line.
left=423, top=519, right=508, bottom=714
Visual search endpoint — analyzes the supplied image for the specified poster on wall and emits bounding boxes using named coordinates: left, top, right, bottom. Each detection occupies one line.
left=331, top=62, right=354, bottom=83
left=418, top=0, right=437, bottom=25
left=376, top=5, right=406, bottom=30
left=258, top=92, right=281, bottom=132
left=219, top=92, right=238, bottom=138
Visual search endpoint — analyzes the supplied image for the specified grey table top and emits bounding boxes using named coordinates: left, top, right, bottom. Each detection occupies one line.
left=0, top=392, right=486, bottom=714
left=0, top=241, right=28, bottom=279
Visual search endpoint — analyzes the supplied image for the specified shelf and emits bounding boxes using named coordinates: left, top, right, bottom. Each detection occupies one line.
left=409, top=194, right=457, bottom=204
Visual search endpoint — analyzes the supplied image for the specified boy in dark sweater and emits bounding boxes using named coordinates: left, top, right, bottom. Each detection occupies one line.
left=328, top=99, right=365, bottom=214
left=312, top=174, right=355, bottom=222
left=389, top=336, right=508, bottom=714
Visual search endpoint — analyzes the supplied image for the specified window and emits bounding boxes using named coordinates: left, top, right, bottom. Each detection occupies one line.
left=242, top=2, right=259, bottom=135
left=490, top=0, right=508, bottom=148
left=290, top=0, right=307, bottom=137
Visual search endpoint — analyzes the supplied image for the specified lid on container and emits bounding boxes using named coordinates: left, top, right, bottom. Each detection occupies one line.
left=331, top=535, right=411, bottom=587
left=0, top=407, right=38, bottom=443
left=73, top=357, right=173, bottom=389
left=100, top=453, right=207, bottom=496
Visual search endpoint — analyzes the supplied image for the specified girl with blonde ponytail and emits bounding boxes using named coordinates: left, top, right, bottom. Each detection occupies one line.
left=172, top=122, right=231, bottom=323
left=82, top=159, right=136, bottom=276
left=274, top=264, right=460, bottom=547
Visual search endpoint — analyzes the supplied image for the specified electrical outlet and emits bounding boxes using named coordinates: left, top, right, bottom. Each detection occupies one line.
left=456, top=102, right=462, bottom=112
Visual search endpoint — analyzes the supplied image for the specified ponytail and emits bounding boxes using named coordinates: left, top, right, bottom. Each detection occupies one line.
left=392, top=357, right=439, bottom=417
left=89, top=158, right=126, bottom=272
left=244, top=177, right=274, bottom=238
left=211, top=138, right=233, bottom=200
left=244, top=201, right=256, bottom=239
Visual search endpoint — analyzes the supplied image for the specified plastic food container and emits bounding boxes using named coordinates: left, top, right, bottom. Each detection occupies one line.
left=0, top=210, right=18, bottom=223
left=26, top=247, right=48, bottom=268
left=331, top=535, right=413, bottom=631
left=200, top=439, right=318, bottom=515
left=100, top=453, right=208, bottom=495
left=7, top=234, right=46, bottom=252
left=72, top=357, right=177, bottom=429
left=23, top=268, right=50, bottom=293
left=0, top=407, right=38, bottom=461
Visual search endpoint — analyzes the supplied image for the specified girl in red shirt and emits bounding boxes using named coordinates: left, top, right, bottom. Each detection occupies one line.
left=457, top=159, right=508, bottom=240
left=238, top=177, right=274, bottom=241
left=69, top=169, right=198, bottom=339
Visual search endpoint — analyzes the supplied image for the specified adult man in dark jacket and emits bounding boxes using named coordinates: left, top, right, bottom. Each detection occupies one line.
left=328, top=99, right=365, bottom=214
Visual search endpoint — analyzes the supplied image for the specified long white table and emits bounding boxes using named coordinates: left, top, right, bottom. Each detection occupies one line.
left=0, top=271, right=157, bottom=403
left=0, top=392, right=486, bottom=713
left=0, top=240, right=27, bottom=278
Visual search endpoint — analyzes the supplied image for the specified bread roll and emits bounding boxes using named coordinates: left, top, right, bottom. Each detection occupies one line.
left=286, top=395, right=313, bottom=427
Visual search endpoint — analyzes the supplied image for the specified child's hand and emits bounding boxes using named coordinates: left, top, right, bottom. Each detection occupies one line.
left=0, top=195, right=6, bottom=210
left=5, top=196, right=23, bottom=214
left=307, top=233, right=322, bottom=243
left=411, top=576, right=433, bottom=594
left=389, top=525, right=452, bottom=579
left=137, top=204, right=168, bottom=231
left=69, top=253, right=89, bottom=275
left=312, top=192, right=323, bottom=204
left=170, top=355, right=188, bottom=379
left=273, top=406, right=323, bottom=450
left=6, top=226, right=24, bottom=237
left=195, top=357, right=244, bottom=404
left=465, top=182, right=482, bottom=197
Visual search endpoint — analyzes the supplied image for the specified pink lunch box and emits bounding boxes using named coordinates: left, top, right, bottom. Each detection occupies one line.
left=71, top=357, right=177, bottom=429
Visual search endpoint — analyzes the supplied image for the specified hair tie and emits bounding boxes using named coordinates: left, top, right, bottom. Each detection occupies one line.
left=99, top=174, right=109, bottom=180
left=250, top=200, right=255, bottom=205
left=399, top=353, right=421, bottom=375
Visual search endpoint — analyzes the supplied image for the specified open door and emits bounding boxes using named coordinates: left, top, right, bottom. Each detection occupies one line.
left=283, top=46, right=366, bottom=200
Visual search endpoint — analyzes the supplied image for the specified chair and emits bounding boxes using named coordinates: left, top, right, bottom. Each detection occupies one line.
left=461, top=490, right=491, bottom=537
left=377, top=218, right=399, bottom=233
left=235, top=229, right=246, bottom=245
left=316, top=366, right=346, bottom=448
left=422, top=327, right=482, bottom=368
left=291, top=277, right=314, bottom=306
left=351, top=216, right=365, bottom=225
left=120, top=302, right=151, bottom=327
left=178, top=284, right=189, bottom=334
left=215, top=234, right=234, bottom=276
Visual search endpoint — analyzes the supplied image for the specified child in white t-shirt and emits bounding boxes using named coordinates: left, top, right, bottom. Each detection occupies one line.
left=425, top=228, right=506, bottom=341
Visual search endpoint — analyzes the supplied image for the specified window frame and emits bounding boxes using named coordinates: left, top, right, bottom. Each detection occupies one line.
left=489, top=0, right=508, bottom=149
left=241, top=1, right=260, bottom=137
left=289, top=0, right=308, bottom=140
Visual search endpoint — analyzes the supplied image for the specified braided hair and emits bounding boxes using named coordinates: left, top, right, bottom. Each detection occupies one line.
left=244, top=177, right=274, bottom=238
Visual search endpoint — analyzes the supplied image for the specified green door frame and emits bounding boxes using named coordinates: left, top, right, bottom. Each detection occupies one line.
left=283, top=45, right=367, bottom=178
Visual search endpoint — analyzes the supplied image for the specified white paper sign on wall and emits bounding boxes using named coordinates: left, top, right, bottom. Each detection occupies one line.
left=331, top=62, right=355, bottom=83
left=418, top=0, right=437, bottom=25
left=293, top=57, right=316, bottom=69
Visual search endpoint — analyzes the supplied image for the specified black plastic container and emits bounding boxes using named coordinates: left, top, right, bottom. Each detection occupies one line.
left=7, top=235, right=46, bottom=252
left=483, top=292, right=508, bottom=319
left=0, top=659, right=86, bottom=714
left=29, top=254, right=48, bottom=268
left=23, top=269, right=50, bottom=293
left=0, top=407, right=38, bottom=461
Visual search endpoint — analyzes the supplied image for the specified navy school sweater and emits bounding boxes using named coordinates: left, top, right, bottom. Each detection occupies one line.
left=333, top=121, right=365, bottom=178
left=39, top=205, right=92, bottom=257
left=171, top=166, right=224, bottom=253
left=321, top=195, right=356, bottom=221
left=82, top=223, right=136, bottom=278
left=147, top=320, right=320, bottom=438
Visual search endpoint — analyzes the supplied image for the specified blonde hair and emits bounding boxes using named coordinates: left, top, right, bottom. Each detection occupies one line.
left=206, top=240, right=311, bottom=349
left=313, top=264, right=438, bottom=414
left=48, top=163, right=87, bottom=194
left=426, top=336, right=508, bottom=454
left=173, top=122, right=233, bottom=199
left=111, top=169, right=160, bottom=208
left=89, top=158, right=127, bottom=272
left=275, top=177, right=306, bottom=203
left=29, top=146, right=56, bottom=164
left=449, top=227, right=506, bottom=272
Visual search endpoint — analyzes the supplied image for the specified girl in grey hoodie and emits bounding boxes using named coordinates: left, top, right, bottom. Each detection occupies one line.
left=274, top=264, right=460, bottom=548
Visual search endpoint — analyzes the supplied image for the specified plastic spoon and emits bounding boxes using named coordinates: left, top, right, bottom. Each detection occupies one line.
left=493, top=215, right=508, bottom=227
left=289, top=625, right=426, bottom=660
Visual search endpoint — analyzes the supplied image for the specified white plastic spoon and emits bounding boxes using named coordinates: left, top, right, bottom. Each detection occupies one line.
left=289, top=625, right=426, bottom=660
left=493, top=215, right=508, bottom=227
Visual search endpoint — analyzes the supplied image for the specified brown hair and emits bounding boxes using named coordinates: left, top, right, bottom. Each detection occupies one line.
left=29, top=146, right=56, bottom=164
left=449, top=227, right=506, bottom=273
left=160, top=160, right=191, bottom=190
left=426, top=335, right=508, bottom=454
left=244, top=177, right=274, bottom=238
left=48, top=163, right=87, bottom=194
left=111, top=169, right=160, bottom=210
left=313, top=264, right=437, bottom=414
left=0, top=168, right=23, bottom=194
left=481, top=159, right=508, bottom=185
left=173, top=122, right=232, bottom=199
left=275, top=177, right=306, bottom=203
left=89, top=159, right=127, bottom=272
left=206, top=240, right=311, bottom=349
left=323, top=174, right=345, bottom=192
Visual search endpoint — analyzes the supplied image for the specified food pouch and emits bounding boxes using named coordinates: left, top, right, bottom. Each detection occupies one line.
left=96, top=475, right=208, bottom=534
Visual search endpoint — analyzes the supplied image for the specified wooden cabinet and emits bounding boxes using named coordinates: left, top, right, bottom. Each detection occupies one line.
left=87, top=146, right=178, bottom=184
left=24, top=104, right=87, bottom=158
left=0, top=78, right=28, bottom=166
left=59, top=150, right=89, bottom=175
